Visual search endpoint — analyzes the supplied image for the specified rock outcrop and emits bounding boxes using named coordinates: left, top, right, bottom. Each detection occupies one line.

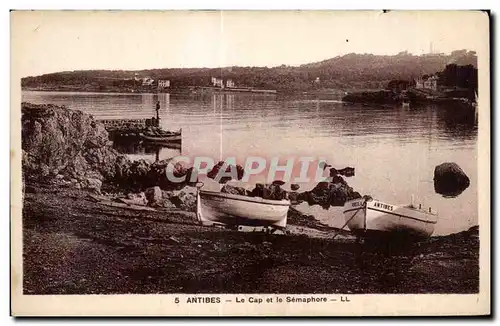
left=248, top=181, right=288, bottom=201
left=434, top=162, right=470, bottom=197
left=22, top=103, right=119, bottom=184
left=217, top=177, right=360, bottom=208
left=221, top=184, right=249, bottom=196
left=21, top=103, right=361, bottom=208
left=298, top=176, right=362, bottom=209
left=21, top=103, right=195, bottom=193
left=163, top=186, right=198, bottom=211
left=342, top=90, right=399, bottom=105
left=207, top=161, right=245, bottom=184
left=113, top=158, right=197, bottom=192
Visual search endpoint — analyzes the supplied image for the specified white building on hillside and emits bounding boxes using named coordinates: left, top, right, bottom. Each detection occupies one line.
left=415, top=75, right=438, bottom=91
left=212, top=77, right=225, bottom=88
left=158, top=80, right=170, bottom=88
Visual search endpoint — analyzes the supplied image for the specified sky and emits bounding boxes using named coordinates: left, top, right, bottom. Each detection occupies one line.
left=11, top=10, right=489, bottom=77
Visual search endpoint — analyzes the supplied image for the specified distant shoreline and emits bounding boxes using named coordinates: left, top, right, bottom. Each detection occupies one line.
left=21, top=86, right=279, bottom=95
left=21, top=86, right=353, bottom=97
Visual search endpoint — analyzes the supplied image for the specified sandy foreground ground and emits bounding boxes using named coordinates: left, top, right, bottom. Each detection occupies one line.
left=21, top=183, right=479, bottom=294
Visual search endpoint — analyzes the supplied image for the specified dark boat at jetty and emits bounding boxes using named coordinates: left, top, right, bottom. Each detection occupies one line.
left=99, top=116, right=182, bottom=146
left=140, top=129, right=182, bottom=143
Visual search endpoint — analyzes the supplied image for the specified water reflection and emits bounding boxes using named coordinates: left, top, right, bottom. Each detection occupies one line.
left=112, top=140, right=181, bottom=162
left=113, top=140, right=161, bottom=155
left=336, top=102, right=478, bottom=143
left=436, top=105, right=478, bottom=140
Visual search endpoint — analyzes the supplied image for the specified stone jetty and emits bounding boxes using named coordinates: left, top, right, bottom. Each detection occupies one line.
left=97, top=117, right=181, bottom=145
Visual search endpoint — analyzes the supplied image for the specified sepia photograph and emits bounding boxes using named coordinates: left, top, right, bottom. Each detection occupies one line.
left=10, top=10, right=490, bottom=316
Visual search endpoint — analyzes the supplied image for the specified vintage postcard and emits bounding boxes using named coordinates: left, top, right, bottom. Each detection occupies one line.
left=10, top=10, right=490, bottom=316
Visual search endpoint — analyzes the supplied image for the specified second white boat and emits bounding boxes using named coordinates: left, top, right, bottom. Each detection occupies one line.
left=343, top=197, right=438, bottom=237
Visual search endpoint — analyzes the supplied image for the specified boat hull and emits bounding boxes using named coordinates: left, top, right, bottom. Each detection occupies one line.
left=141, top=134, right=181, bottom=143
left=197, top=190, right=290, bottom=228
left=343, top=198, right=437, bottom=237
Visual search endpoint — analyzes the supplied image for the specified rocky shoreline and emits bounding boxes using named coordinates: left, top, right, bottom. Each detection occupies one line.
left=20, top=102, right=479, bottom=294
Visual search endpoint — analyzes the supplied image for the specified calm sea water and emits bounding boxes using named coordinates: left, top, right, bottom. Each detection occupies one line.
left=22, top=90, right=478, bottom=235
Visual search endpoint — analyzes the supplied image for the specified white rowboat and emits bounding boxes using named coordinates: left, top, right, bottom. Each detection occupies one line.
left=343, top=197, right=438, bottom=237
left=196, top=190, right=291, bottom=229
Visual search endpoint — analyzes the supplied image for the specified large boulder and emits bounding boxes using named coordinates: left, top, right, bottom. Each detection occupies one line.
left=298, top=176, right=362, bottom=209
left=434, top=162, right=470, bottom=197
left=207, top=161, right=245, bottom=184
left=248, top=182, right=288, bottom=201
left=21, top=103, right=121, bottom=182
left=299, top=182, right=331, bottom=209
left=288, top=191, right=300, bottom=204
left=113, top=157, right=196, bottom=192
left=21, top=103, right=198, bottom=194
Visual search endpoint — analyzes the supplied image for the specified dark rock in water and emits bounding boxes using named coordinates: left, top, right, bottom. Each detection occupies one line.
left=434, top=162, right=470, bottom=197
left=207, top=161, right=245, bottom=184
left=291, top=184, right=300, bottom=191
left=288, top=191, right=300, bottom=204
left=300, top=182, right=331, bottom=209
left=298, top=176, right=361, bottom=209
left=248, top=183, right=287, bottom=201
left=352, top=191, right=362, bottom=199
left=329, top=167, right=355, bottom=177
left=363, top=194, right=373, bottom=201
left=319, top=162, right=331, bottom=170
left=337, top=167, right=355, bottom=177
left=331, top=175, right=348, bottom=185
left=268, top=183, right=288, bottom=200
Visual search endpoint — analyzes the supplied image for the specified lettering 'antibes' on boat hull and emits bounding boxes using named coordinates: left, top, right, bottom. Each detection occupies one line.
left=343, top=198, right=438, bottom=237
left=197, top=190, right=290, bottom=228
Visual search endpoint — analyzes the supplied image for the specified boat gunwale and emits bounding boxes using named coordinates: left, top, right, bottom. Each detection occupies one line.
left=366, top=206, right=438, bottom=224
left=343, top=205, right=438, bottom=225
left=345, top=198, right=438, bottom=214
left=199, top=190, right=291, bottom=207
